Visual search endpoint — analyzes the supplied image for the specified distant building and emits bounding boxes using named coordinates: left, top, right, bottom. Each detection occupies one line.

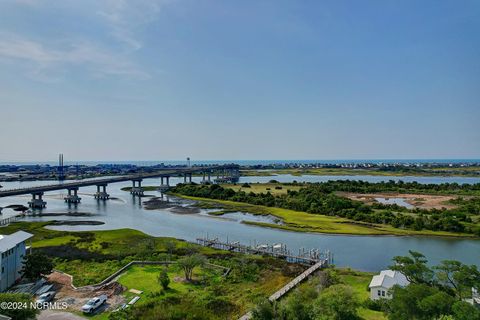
left=0, top=231, right=33, bottom=291
left=368, top=269, right=410, bottom=300
left=466, top=287, right=480, bottom=307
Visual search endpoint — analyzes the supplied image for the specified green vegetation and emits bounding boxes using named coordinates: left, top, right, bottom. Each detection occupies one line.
left=385, top=251, right=480, bottom=320
left=0, top=293, right=39, bottom=320
left=158, top=267, right=170, bottom=290
left=0, top=222, right=297, bottom=319
left=251, top=252, right=480, bottom=320
left=225, top=182, right=302, bottom=195
left=171, top=182, right=480, bottom=236
left=110, top=256, right=297, bottom=319
left=177, top=253, right=206, bottom=281
left=250, top=268, right=384, bottom=320
left=297, top=180, right=480, bottom=196
left=21, top=251, right=54, bottom=280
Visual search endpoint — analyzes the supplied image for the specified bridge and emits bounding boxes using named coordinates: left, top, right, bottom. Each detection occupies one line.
left=0, top=164, right=239, bottom=209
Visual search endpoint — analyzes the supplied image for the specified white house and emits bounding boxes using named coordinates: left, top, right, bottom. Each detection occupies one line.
left=466, top=287, right=480, bottom=307
left=369, top=269, right=410, bottom=300
left=0, top=230, right=33, bottom=291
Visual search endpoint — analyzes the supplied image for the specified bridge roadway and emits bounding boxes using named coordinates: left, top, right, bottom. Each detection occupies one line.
left=0, top=164, right=239, bottom=198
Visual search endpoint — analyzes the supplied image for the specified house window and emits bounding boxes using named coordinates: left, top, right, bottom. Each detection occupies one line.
left=377, top=290, right=381, bottom=296
left=382, top=291, right=386, bottom=297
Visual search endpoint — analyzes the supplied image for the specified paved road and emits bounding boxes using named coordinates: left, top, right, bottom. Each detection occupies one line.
left=0, top=164, right=239, bottom=197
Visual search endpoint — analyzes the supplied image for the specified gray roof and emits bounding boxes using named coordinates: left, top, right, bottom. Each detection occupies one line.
left=0, top=230, right=33, bottom=253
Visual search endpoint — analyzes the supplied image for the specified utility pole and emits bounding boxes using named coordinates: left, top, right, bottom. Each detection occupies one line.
left=58, top=153, right=65, bottom=180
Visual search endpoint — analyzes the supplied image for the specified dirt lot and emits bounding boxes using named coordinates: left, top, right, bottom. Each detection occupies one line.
left=338, top=192, right=458, bottom=210
left=46, top=272, right=126, bottom=315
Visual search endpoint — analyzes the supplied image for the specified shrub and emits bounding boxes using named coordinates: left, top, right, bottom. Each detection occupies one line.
left=158, top=268, right=170, bottom=290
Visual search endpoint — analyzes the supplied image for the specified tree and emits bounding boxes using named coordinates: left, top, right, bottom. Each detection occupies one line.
left=317, top=268, right=340, bottom=290
left=177, top=254, right=206, bottom=281
left=158, top=267, right=170, bottom=290
left=21, top=252, right=53, bottom=280
left=434, top=260, right=480, bottom=300
left=451, top=301, right=480, bottom=320
left=165, top=241, right=176, bottom=259
left=313, top=284, right=359, bottom=320
left=0, top=293, right=39, bottom=320
left=387, top=283, right=453, bottom=320
left=280, top=288, right=317, bottom=320
left=390, top=251, right=434, bottom=285
left=251, top=300, right=276, bottom=320
left=417, top=291, right=455, bottom=319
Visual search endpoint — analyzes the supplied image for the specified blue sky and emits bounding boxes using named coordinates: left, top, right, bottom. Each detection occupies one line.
left=0, top=0, right=479, bottom=162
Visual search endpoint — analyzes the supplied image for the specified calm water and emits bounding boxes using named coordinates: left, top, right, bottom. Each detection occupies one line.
left=375, top=198, right=414, bottom=209
left=0, top=174, right=479, bottom=271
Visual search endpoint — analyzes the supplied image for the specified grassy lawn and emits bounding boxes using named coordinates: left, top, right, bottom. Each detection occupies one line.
left=0, top=222, right=227, bottom=286
left=176, top=194, right=475, bottom=237
left=0, top=222, right=298, bottom=319
left=116, top=263, right=293, bottom=318
left=337, top=269, right=386, bottom=320
left=118, top=265, right=186, bottom=294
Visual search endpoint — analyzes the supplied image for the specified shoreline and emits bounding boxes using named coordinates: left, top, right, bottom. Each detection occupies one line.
left=172, top=194, right=479, bottom=239
left=240, top=168, right=480, bottom=178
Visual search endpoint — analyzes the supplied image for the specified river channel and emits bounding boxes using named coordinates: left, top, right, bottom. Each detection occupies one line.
left=0, top=174, right=479, bottom=271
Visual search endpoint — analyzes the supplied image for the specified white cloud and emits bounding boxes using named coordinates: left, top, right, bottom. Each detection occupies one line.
left=0, top=32, right=149, bottom=81
left=0, top=0, right=175, bottom=81
left=96, top=0, right=172, bottom=50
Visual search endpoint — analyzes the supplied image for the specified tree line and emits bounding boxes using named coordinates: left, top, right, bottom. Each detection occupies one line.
left=251, top=251, right=480, bottom=320
left=171, top=182, right=480, bottom=235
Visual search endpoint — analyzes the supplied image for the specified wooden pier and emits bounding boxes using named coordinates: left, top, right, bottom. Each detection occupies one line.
left=196, top=236, right=332, bottom=266
left=238, top=258, right=328, bottom=320
left=196, top=236, right=333, bottom=320
left=0, top=213, right=25, bottom=226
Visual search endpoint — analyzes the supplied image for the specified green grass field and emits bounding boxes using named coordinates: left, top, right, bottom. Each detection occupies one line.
left=337, top=269, right=386, bottom=320
left=0, top=222, right=298, bottom=319
left=117, top=265, right=206, bottom=294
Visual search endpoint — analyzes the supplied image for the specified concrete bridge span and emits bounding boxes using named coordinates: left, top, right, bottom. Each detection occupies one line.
left=0, top=164, right=239, bottom=208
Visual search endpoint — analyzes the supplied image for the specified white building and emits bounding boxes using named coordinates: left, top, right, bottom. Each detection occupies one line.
left=466, top=287, right=480, bottom=307
left=0, top=231, right=33, bottom=291
left=369, top=269, right=410, bottom=300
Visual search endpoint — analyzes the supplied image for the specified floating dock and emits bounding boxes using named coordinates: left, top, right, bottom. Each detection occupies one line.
left=196, top=236, right=332, bottom=266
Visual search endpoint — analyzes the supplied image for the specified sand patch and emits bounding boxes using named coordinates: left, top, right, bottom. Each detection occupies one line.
left=338, top=192, right=459, bottom=210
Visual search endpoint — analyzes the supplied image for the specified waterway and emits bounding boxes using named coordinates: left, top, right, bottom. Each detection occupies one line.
left=374, top=197, right=414, bottom=209
left=0, top=174, right=479, bottom=271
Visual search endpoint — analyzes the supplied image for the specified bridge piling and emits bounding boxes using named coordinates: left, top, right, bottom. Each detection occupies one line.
left=130, top=179, right=144, bottom=196
left=157, top=176, right=170, bottom=192
left=28, top=192, right=46, bottom=209
left=64, top=187, right=81, bottom=203
left=94, top=184, right=110, bottom=200
left=0, top=165, right=240, bottom=199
